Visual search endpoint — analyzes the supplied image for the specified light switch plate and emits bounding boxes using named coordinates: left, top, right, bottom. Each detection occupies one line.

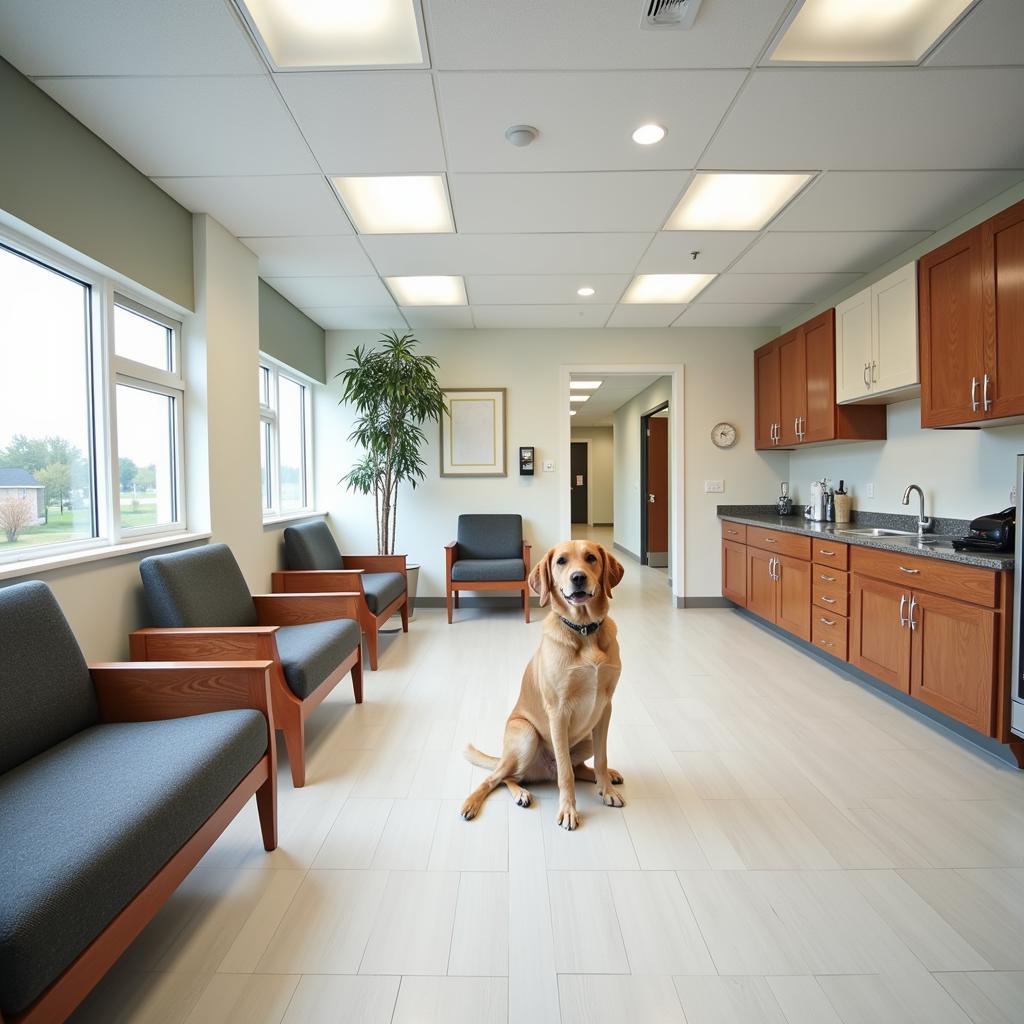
left=866, top=483, right=875, bottom=499
left=704, top=479, right=724, bottom=493
left=543, top=459, right=554, bottom=472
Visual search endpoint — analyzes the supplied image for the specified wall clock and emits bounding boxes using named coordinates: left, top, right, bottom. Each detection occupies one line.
left=711, top=422, right=737, bottom=448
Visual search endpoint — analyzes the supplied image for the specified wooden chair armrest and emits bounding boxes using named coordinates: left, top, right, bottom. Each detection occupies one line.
left=91, top=661, right=274, bottom=726
left=444, top=542, right=458, bottom=549
left=342, top=554, right=407, bottom=574
left=129, top=627, right=280, bottom=663
left=272, top=569, right=366, bottom=595
left=445, top=541, right=457, bottom=578
left=252, top=592, right=362, bottom=625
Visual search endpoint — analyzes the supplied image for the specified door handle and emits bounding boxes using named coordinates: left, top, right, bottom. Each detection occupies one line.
left=794, top=416, right=800, bottom=440
left=898, top=566, right=920, bottom=575
left=648, top=494, right=656, bottom=503
left=899, top=593, right=908, bottom=627
left=727, top=528, right=739, bottom=535
left=817, top=550, right=836, bottom=558
left=983, top=373, right=992, bottom=412
left=819, top=574, right=837, bottom=582
left=971, top=376, right=979, bottom=412
left=864, top=362, right=871, bottom=388
left=819, top=617, right=836, bottom=626
left=872, top=360, right=878, bottom=383
left=817, top=639, right=835, bottom=648
left=820, top=596, right=836, bottom=604
left=909, top=595, right=918, bottom=631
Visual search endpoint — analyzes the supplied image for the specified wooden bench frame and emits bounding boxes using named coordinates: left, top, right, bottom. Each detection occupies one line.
left=445, top=541, right=532, bottom=624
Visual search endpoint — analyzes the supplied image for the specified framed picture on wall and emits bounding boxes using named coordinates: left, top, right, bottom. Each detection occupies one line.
left=440, top=387, right=507, bottom=477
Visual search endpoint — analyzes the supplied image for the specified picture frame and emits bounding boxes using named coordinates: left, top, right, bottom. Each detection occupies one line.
left=440, top=387, right=507, bottom=477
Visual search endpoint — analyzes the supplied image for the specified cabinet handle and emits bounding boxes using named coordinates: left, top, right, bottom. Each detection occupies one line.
left=820, top=596, right=836, bottom=604
left=819, top=617, right=836, bottom=626
left=909, top=595, right=918, bottom=631
left=899, top=593, right=908, bottom=628
left=971, top=376, right=979, bottom=412
left=898, top=566, right=920, bottom=575
left=864, top=362, right=871, bottom=388
left=872, top=360, right=878, bottom=383
left=817, top=639, right=835, bottom=648
left=818, top=549, right=836, bottom=558
left=727, top=529, right=739, bottom=535
left=763, top=537, right=777, bottom=544
left=819, top=574, right=837, bottom=582
left=983, top=373, right=992, bottom=412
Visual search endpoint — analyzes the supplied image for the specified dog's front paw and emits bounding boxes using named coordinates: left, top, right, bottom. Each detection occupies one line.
left=609, top=768, right=624, bottom=785
left=557, top=803, right=579, bottom=830
left=598, top=787, right=625, bottom=808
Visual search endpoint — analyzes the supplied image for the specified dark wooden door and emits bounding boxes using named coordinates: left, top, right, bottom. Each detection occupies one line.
left=849, top=575, right=911, bottom=692
left=777, top=329, right=805, bottom=447
left=721, top=540, right=747, bottom=607
left=910, top=590, right=996, bottom=735
left=646, top=416, right=668, bottom=559
left=570, top=441, right=588, bottom=524
left=983, top=198, right=1024, bottom=420
left=919, top=225, right=986, bottom=427
left=746, top=548, right=776, bottom=623
left=775, top=554, right=810, bottom=642
left=802, top=310, right=837, bottom=443
left=754, top=342, right=780, bottom=450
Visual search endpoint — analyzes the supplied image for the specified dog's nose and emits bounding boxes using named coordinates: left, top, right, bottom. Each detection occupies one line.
left=570, top=571, right=587, bottom=588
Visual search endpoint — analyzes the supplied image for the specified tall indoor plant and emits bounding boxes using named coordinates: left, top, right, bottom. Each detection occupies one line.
left=338, top=331, right=446, bottom=564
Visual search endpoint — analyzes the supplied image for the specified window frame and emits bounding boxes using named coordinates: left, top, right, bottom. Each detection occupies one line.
left=259, top=356, right=314, bottom=522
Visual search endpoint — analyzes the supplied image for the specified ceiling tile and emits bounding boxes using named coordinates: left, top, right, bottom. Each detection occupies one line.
left=361, top=233, right=653, bottom=276
left=302, top=306, right=407, bottom=330
left=449, top=172, right=684, bottom=233
left=702, top=68, right=1024, bottom=170
left=471, top=305, right=613, bottom=328
left=773, top=169, right=1024, bottom=231
left=674, top=303, right=813, bottom=327
left=401, top=307, right=475, bottom=329
left=638, top=231, right=759, bottom=273
left=426, top=0, right=792, bottom=70
left=38, top=76, right=317, bottom=176
left=466, top=274, right=630, bottom=305
left=701, top=273, right=861, bottom=304
left=732, top=231, right=931, bottom=274
left=606, top=305, right=688, bottom=327
left=262, top=276, right=391, bottom=308
left=241, top=236, right=376, bottom=277
left=273, top=72, right=445, bottom=173
left=437, top=70, right=744, bottom=172
left=152, top=175, right=352, bottom=237
left=0, top=0, right=263, bottom=75
left=927, top=0, right=1024, bottom=67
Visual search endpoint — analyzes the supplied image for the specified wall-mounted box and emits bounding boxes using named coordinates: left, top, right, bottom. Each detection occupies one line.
left=519, top=446, right=535, bottom=476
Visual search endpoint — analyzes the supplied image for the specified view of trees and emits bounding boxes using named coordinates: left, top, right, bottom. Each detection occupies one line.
left=0, top=495, right=34, bottom=542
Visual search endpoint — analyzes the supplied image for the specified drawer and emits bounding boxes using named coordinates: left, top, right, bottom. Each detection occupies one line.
left=746, top=527, right=811, bottom=561
left=720, top=521, right=747, bottom=544
left=812, top=612, right=848, bottom=660
left=813, top=571, right=849, bottom=616
left=812, top=540, right=848, bottom=570
left=850, top=546, right=999, bottom=608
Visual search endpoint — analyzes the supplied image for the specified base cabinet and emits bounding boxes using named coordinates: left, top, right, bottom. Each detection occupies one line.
left=741, top=544, right=810, bottom=641
left=747, top=547, right=776, bottom=621
left=850, top=576, right=911, bottom=692
left=721, top=539, right=747, bottom=607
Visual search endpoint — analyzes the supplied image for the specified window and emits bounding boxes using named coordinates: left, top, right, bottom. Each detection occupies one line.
left=259, top=360, right=312, bottom=518
left=0, top=232, right=186, bottom=565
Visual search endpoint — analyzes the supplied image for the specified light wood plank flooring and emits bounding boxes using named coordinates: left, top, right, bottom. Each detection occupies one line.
left=70, top=528, right=1024, bottom=1023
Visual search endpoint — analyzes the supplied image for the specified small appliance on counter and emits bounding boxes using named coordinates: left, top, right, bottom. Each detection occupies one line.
left=805, top=478, right=832, bottom=522
left=952, top=507, right=1015, bottom=553
left=776, top=481, right=792, bottom=516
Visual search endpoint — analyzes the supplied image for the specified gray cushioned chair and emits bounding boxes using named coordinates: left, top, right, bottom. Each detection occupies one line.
left=134, top=543, right=363, bottom=788
left=273, top=520, right=408, bottom=671
left=0, top=580, right=276, bottom=1024
left=445, top=514, right=532, bottom=623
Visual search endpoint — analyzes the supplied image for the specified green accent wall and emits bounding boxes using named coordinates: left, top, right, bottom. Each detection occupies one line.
left=258, top=279, right=326, bottom=383
left=0, top=58, right=194, bottom=309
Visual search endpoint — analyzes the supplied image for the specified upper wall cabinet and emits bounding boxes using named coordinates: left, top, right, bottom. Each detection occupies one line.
left=754, top=309, right=886, bottom=451
left=835, top=262, right=919, bottom=405
left=919, top=198, right=1024, bottom=428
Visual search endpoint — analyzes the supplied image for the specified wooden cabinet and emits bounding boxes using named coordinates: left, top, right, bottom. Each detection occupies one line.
left=850, top=575, right=911, bottom=693
left=721, top=539, right=747, bottom=607
left=835, top=262, right=919, bottom=404
left=776, top=555, right=811, bottom=641
left=754, top=309, right=885, bottom=450
left=920, top=197, right=1024, bottom=427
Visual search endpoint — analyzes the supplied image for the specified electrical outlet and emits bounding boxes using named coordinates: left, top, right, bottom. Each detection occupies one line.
left=704, top=479, right=724, bottom=493
left=866, top=483, right=875, bottom=499
left=542, top=459, right=554, bottom=472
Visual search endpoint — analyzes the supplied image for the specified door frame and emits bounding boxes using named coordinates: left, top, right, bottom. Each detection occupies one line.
left=559, top=363, right=685, bottom=603
left=639, top=401, right=669, bottom=566
left=569, top=437, right=593, bottom=526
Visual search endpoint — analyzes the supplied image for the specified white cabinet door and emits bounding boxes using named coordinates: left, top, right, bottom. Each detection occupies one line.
left=835, top=288, right=871, bottom=403
left=871, top=262, right=918, bottom=396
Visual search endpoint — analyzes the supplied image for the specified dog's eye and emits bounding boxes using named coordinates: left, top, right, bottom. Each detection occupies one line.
left=585, top=553, right=597, bottom=563
left=556, top=556, right=567, bottom=565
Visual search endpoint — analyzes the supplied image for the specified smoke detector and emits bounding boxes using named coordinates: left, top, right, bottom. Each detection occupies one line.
left=504, top=124, right=538, bottom=147
left=641, top=0, right=704, bottom=30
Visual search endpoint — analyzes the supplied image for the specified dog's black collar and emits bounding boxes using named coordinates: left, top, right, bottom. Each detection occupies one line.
left=559, top=615, right=602, bottom=636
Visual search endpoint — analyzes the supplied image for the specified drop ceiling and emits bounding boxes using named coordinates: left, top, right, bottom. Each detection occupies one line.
left=571, top=374, right=663, bottom=427
left=1, top=0, right=1023, bottom=330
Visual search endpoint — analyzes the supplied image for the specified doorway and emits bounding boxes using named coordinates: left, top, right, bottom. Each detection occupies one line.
left=640, top=403, right=669, bottom=567
left=570, top=441, right=589, bottom=524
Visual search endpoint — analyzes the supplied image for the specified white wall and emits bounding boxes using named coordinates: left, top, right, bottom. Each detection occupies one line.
left=317, top=327, right=785, bottom=599
left=571, top=426, right=613, bottom=524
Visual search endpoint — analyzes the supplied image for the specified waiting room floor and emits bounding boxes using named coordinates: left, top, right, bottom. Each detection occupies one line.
left=71, top=537, right=1024, bottom=1023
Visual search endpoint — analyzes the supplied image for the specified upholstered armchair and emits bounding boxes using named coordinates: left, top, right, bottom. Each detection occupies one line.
left=133, top=543, right=362, bottom=788
left=272, top=520, right=408, bottom=671
left=0, top=580, right=276, bottom=1024
left=445, top=513, right=532, bottom=623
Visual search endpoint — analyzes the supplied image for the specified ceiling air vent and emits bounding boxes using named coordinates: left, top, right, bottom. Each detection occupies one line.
left=641, top=0, right=704, bottom=30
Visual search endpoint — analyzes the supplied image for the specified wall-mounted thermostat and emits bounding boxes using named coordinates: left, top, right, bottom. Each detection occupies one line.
left=519, top=446, right=535, bottom=476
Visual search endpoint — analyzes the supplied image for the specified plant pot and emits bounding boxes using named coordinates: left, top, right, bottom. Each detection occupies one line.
left=405, top=563, right=420, bottom=621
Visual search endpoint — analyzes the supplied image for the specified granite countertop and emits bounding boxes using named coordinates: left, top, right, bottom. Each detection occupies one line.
left=717, top=507, right=1015, bottom=571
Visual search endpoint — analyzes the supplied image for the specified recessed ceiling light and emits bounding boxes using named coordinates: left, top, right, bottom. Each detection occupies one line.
left=332, top=175, right=453, bottom=235
left=622, top=274, right=716, bottom=304
left=569, top=394, right=591, bottom=403
left=665, top=173, right=812, bottom=231
left=577, top=286, right=596, bottom=297
left=238, top=0, right=424, bottom=68
left=632, top=124, right=667, bottom=146
left=770, top=0, right=975, bottom=64
left=570, top=380, right=603, bottom=389
left=385, top=276, right=466, bottom=306
left=569, top=410, right=577, bottom=416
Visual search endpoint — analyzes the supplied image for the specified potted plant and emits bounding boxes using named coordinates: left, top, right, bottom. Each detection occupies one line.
left=338, top=330, right=446, bottom=617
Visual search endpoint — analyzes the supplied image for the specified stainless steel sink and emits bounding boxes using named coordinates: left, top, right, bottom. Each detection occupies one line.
left=834, top=527, right=918, bottom=537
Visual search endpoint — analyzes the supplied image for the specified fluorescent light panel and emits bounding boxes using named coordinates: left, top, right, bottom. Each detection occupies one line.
left=239, top=0, right=424, bottom=68
left=385, top=276, right=466, bottom=306
left=770, top=0, right=975, bottom=64
left=666, top=173, right=812, bottom=231
left=333, top=176, right=453, bottom=235
left=622, top=274, right=716, bottom=304
left=569, top=394, right=590, bottom=403
left=570, top=380, right=603, bottom=389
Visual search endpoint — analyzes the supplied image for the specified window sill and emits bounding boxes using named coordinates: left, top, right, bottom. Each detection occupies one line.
left=0, top=531, right=212, bottom=581
left=262, top=510, right=325, bottom=529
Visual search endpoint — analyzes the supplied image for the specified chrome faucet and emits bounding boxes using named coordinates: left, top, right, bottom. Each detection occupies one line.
left=901, top=483, right=933, bottom=535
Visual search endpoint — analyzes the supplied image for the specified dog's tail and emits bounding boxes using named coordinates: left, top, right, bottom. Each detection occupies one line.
left=463, top=743, right=500, bottom=769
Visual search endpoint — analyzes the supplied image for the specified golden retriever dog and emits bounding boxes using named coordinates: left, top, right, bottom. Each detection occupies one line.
left=461, top=540, right=625, bottom=830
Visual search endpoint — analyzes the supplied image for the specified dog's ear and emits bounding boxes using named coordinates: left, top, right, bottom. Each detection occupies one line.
left=601, top=547, right=625, bottom=598
left=529, top=552, right=553, bottom=606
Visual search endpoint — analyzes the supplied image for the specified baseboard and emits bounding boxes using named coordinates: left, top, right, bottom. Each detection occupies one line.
left=593, top=522, right=613, bottom=527
left=613, top=542, right=640, bottom=562
left=418, top=595, right=541, bottom=608
left=679, top=596, right=731, bottom=608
